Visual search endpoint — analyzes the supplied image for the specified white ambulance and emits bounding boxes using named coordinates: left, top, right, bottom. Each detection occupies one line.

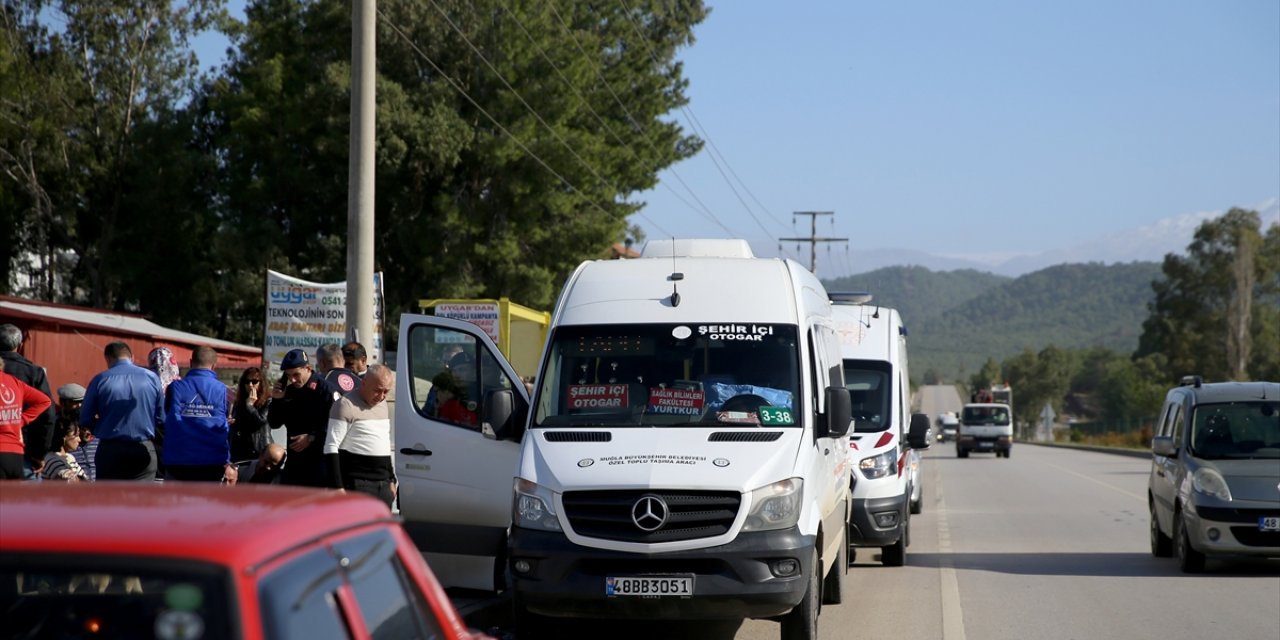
left=830, top=293, right=931, bottom=567
left=395, top=239, right=853, bottom=639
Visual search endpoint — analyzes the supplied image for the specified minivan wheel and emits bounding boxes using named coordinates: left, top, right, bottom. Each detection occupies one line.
left=1150, top=502, right=1172, bottom=557
left=1174, top=511, right=1206, bottom=573
left=882, top=516, right=907, bottom=567
left=957, top=448, right=969, bottom=459
left=781, top=548, right=820, bottom=640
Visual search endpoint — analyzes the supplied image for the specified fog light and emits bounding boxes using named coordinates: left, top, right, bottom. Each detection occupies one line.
left=1206, top=528, right=1220, bottom=542
left=514, top=560, right=533, bottom=574
left=770, top=558, right=801, bottom=577
left=874, top=512, right=899, bottom=528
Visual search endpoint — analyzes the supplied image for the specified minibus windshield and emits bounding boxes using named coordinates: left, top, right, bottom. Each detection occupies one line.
left=533, top=323, right=801, bottom=427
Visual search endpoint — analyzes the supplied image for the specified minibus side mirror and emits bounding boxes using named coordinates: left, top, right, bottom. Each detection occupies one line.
left=821, top=386, right=851, bottom=437
left=907, top=413, right=932, bottom=450
left=483, top=389, right=527, bottom=441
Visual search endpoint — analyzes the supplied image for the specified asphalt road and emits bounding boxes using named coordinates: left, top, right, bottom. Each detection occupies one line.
left=468, top=443, right=1279, bottom=640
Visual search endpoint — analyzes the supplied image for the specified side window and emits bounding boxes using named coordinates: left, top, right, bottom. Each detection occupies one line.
left=332, top=530, right=444, bottom=640
left=407, top=324, right=517, bottom=432
left=1170, top=404, right=1186, bottom=447
left=259, top=548, right=352, bottom=640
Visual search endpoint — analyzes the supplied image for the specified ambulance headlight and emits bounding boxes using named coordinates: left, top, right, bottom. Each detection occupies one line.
left=513, top=478, right=562, bottom=532
left=742, top=478, right=803, bottom=531
left=859, top=450, right=897, bottom=479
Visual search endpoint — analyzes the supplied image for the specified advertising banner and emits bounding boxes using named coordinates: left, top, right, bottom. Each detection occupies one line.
left=434, top=301, right=501, bottom=344
left=263, top=270, right=384, bottom=372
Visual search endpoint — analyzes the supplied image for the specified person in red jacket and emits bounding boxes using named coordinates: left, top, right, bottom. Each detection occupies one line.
left=1, top=369, right=53, bottom=480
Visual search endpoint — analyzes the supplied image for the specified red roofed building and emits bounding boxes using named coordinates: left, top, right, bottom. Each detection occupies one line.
left=0, top=295, right=261, bottom=390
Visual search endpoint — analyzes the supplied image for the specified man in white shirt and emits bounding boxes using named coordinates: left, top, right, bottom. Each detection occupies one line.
left=323, top=365, right=395, bottom=506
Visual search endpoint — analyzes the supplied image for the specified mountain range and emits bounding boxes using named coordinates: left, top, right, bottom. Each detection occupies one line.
left=823, top=261, right=1164, bottom=381
left=839, top=198, right=1279, bottom=277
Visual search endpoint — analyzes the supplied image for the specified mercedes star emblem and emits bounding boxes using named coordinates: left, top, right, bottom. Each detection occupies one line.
left=631, top=494, right=669, bottom=532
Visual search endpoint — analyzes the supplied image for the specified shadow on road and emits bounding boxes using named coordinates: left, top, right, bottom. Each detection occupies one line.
left=903, top=551, right=1280, bottom=578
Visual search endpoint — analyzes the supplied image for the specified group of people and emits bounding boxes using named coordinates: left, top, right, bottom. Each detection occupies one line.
left=0, top=326, right=398, bottom=508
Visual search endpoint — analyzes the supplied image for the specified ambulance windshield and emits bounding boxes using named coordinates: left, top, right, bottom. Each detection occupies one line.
left=533, top=323, right=801, bottom=427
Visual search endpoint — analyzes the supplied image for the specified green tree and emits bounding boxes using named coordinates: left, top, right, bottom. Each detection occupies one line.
left=1137, top=208, right=1278, bottom=381
left=0, top=0, right=224, bottom=309
left=205, top=0, right=707, bottom=343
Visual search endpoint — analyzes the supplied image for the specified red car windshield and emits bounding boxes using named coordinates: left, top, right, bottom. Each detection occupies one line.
left=1, top=554, right=234, bottom=640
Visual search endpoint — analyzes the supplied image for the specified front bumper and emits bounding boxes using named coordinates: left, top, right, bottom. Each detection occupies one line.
left=509, top=526, right=815, bottom=620
left=1185, top=503, right=1280, bottom=557
left=847, top=493, right=907, bottom=547
left=957, top=435, right=1011, bottom=452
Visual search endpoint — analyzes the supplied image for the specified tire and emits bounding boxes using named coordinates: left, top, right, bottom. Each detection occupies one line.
left=957, top=448, right=969, bottom=459
left=1150, top=501, right=1172, bottom=558
left=781, top=548, right=820, bottom=640
left=1174, top=510, right=1206, bottom=573
left=910, top=485, right=923, bottom=515
left=822, top=536, right=845, bottom=605
left=1005, top=448, right=1012, bottom=458
left=882, top=514, right=907, bottom=566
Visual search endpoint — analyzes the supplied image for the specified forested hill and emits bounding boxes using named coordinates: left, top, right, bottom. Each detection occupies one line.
left=823, top=262, right=1162, bottom=380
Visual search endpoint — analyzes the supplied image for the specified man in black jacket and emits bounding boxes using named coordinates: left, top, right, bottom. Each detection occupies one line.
left=1, top=324, right=56, bottom=476
left=267, top=349, right=334, bottom=487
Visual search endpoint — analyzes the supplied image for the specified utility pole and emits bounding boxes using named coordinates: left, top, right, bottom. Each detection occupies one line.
left=780, top=211, right=848, bottom=273
left=346, top=0, right=376, bottom=351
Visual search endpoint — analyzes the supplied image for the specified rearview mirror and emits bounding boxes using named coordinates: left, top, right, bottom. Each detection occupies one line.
left=821, top=386, right=851, bottom=437
left=1151, top=435, right=1176, bottom=457
left=482, top=389, right=527, bottom=441
left=907, top=413, right=932, bottom=450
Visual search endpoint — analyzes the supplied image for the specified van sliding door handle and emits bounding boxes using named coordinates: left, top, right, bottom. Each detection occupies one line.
left=400, top=447, right=433, bottom=456
left=823, top=448, right=830, bottom=455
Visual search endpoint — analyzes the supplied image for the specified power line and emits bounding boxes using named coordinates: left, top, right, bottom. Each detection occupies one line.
left=544, top=2, right=730, bottom=236
left=497, top=3, right=732, bottom=236
left=615, top=0, right=784, bottom=237
left=377, top=8, right=673, bottom=237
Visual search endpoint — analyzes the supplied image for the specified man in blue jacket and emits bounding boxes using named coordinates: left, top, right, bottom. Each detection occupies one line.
left=81, top=342, right=165, bottom=480
left=163, top=346, right=235, bottom=483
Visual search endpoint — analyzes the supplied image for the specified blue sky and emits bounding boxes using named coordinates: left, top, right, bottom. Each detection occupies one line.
left=194, top=1, right=1279, bottom=278
left=633, top=1, right=1280, bottom=276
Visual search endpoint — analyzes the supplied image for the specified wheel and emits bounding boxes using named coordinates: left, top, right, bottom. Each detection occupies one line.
left=1174, top=510, right=1206, bottom=573
left=1004, top=448, right=1012, bottom=458
left=881, top=514, right=907, bottom=567
left=780, top=548, right=820, bottom=640
left=822, top=536, right=845, bottom=605
left=910, top=485, right=923, bottom=515
left=957, top=448, right=969, bottom=459
left=1150, top=501, right=1172, bottom=557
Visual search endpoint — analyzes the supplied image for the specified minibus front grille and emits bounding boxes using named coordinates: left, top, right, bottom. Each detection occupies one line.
left=543, top=431, right=612, bottom=442
left=562, top=490, right=741, bottom=543
left=708, top=431, right=783, bottom=442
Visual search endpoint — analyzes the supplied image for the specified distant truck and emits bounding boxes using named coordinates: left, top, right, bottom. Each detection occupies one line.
left=956, top=403, right=1013, bottom=458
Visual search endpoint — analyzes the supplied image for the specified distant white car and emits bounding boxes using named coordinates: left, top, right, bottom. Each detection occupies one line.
left=936, top=413, right=959, bottom=442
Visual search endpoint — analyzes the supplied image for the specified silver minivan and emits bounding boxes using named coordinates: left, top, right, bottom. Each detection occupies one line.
left=1148, top=378, right=1280, bottom=573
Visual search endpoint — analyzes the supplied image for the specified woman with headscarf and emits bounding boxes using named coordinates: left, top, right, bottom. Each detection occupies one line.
left=147, top=347, right=181, bottom=474
left=230, top=367, right=271, bottom=462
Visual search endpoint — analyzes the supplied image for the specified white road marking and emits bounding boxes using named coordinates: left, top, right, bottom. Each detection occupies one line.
left=935, top=463, right=966, bottom=640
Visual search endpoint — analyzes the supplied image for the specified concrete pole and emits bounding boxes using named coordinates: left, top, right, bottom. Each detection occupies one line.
left=346, top=0, right=376, bottom=349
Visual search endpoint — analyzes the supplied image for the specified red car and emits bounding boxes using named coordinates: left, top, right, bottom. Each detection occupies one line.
left=0, top=482, right=493, bottom=640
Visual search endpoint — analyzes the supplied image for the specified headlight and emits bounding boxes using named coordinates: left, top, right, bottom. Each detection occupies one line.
left=1192, top=468, right=1232, bottom=501
left=742, top=478, right=803, bottom=532
left=859, top=450, right=897, bottom=479
left=513, top=478, right=562, bottom=532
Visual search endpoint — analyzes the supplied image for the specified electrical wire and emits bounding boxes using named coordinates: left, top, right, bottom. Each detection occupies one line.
left=616, top=0, right=785, bottom=238
left=497, top=2, right=732, bottom=236
left=544, top=2, right=731, bottom=237
left=378, top=8, right=673, bottom=237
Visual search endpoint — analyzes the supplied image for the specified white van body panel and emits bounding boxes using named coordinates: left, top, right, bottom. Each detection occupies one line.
left=832, top=302, right=915, bottom=555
